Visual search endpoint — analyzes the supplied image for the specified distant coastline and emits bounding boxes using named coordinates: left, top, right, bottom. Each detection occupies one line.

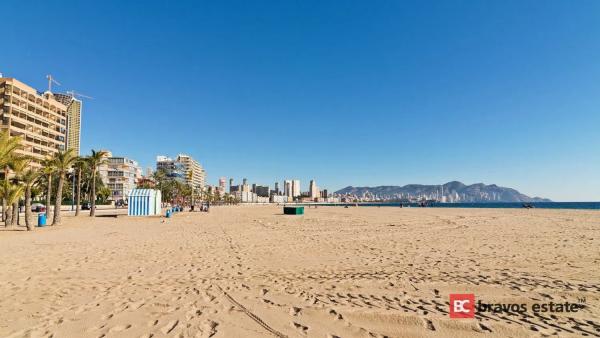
left=335, top=181, right=551, bottom=203
left=295, top=201, right=600, bottom=210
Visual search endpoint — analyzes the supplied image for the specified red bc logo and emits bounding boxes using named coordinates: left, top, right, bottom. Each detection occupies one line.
left=449, top=294, right=475, bottom=318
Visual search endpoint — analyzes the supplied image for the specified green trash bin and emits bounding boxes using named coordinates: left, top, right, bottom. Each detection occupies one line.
left=284, top=206, right=304, bottom=215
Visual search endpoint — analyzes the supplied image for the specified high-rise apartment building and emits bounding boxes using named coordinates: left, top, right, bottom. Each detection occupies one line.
left=98, top=151, right=142, bottom=202
left=156, top=155, right=185, bottom=182
left=156, top=154, right=206, bottom=189
left=0, top=77, right=67, bottom=168
left=176, top=154, right=206, bottom=189
left=292, top=180, right=301, bottom=197
left=255, top=185, right=270, bottom=198
left=309, top=180, right=319, bottom=199
left=219, top=177, right=226, bottom=192
left=53, top=93, right=82, bottom=156
left=284, top=180, right=292, bottom=197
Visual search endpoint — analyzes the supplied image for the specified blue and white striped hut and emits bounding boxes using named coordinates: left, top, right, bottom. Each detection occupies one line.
left=127, top=189, right=162, bottom=216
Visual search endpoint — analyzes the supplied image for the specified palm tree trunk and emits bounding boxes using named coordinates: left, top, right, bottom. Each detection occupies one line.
left=25, top=186, right=32, bottom=230
left=46, top=174, right=52, bottom=225
left=5, top=206, right=12, bottom=226
left=53, top=174, right=64, bottom=225
left=90, top=168, right=96, bottom=217
left=12, top=201, right=18, bottom=226
left=75, top=168, right=81, bottom=216
left=2, top=167, right=8, bottom=222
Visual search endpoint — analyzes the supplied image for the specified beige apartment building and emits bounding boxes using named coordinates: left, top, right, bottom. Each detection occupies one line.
left=0, top=77, right=67, bottom=167
left=53, top=93, right=82, bottom=156
left=176, top=154, right=206, bottom=189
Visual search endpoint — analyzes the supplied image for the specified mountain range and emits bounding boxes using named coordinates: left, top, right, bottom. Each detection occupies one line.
left=335, top=181, right=551, bottom=203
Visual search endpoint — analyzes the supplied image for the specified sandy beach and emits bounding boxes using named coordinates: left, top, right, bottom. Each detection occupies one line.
left=0, top=206, right=598, bottom=338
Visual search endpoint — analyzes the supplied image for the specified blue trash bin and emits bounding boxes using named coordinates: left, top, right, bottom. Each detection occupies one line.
left=37, top=213, right=46, bottom=227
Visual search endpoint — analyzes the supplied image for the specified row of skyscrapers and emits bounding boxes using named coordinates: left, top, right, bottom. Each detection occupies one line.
left=216, top=177, right=337, bottom=203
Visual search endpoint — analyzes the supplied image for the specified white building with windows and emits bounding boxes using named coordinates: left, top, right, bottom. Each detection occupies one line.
left=292, top=180, right=301, bottom=197
left=98, top=151, right=142, bottom=203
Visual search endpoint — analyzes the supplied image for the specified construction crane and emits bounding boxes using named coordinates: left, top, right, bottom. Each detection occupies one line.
left=46, top=74, right=61, bottom=92
left=66, top=90, right=94, bottom=100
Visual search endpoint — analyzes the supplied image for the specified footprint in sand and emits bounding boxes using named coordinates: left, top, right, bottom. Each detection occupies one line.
left=201, top=320, right=219, bottom=337
left=161, top=319, right=179, bottom=334
left=291, top=321, right=309, bottom=335
left=289, top=306, right=302, bottom=316
left=109, top=324, right=132, bottom=332
left=328, top=309, right=343, bottom=320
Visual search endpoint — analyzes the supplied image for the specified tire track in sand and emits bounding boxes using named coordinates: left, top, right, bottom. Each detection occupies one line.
left=216, top=285, right=288, bottom=338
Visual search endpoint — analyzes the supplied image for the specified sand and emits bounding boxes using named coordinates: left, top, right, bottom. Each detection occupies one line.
left=0, top=206, right=598, bottom=338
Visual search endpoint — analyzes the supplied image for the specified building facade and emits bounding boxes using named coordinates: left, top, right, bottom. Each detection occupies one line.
left=156, top=156, right=186, bottom=182
left=309, top=180, right=319, bottom=199
left=255, top=185, right=270, bottom=198
left=156, top=154, right=206, bottom=189
left=0, top=78, right=67, bottom=168
left=218, top=177, right=226, bottom=193
left=176, top=154, right=206, bottom=189
left=53, top=93, right=82, bottom=156
left=98, top=151, right=142, bottom=203
left=292, top=180, right=301, bottom=197
left=284, top=180, right=292, bottom=197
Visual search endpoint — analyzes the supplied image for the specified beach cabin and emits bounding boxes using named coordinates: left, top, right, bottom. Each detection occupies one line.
left=127, top=189, right=162, bottom=216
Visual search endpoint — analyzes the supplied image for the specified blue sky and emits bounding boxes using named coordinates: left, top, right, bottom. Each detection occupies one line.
left=2, top=1, right=599, bottom=201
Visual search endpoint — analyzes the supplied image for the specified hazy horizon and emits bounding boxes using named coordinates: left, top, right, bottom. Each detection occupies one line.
left=2, top=1, right=599, bottom=201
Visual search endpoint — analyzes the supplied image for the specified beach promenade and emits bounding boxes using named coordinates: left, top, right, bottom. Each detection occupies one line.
left=0, top=206, right=598, bottom=337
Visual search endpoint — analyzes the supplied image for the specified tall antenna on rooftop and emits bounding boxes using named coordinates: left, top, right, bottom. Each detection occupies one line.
left=46, top=74, right=61, bottom=92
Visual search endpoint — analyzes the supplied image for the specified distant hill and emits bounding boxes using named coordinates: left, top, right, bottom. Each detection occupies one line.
left=335, top=181, right=551, bottom=203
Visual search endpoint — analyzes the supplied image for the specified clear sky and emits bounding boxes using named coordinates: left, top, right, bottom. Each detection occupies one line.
left=2, top=1, right=599, bottom=201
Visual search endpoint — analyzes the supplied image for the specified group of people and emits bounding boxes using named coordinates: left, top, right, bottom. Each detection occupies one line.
left=190, top=201, right=210, bottom=212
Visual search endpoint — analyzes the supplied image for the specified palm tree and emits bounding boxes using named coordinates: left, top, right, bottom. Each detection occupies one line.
left=87, top=150, right=108, bottom=217
left=0, top=182, right=23, bottom=227
left=186, top=170, right=195, bottom=206
left=41, top=158, right=56, bottom=224
left=0, top=131, right=22, bottom=222
left=51, top=149, right=77, bottom=225
left=9, top=157, right=29, bottom=226
left=73, top=158, right=87, bottom=216
left=18, top=168, right=40, bottom=230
